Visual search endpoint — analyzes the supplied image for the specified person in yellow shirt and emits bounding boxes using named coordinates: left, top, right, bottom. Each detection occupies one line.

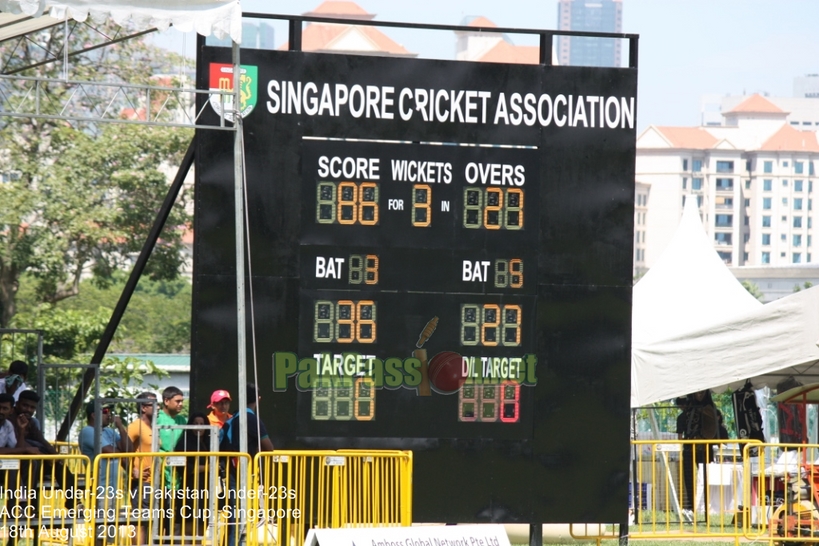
left=127, top=391, right=156, bottom=545
left=206, top=389, right=232, bottom=428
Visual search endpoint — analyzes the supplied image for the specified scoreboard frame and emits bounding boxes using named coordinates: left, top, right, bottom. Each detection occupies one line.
left=193, top=17, right=637, bottom=524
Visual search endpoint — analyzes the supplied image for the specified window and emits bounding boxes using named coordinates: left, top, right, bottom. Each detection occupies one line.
left=746, top=160, right=752, bottom=172
left=693, top=159, right=703, bottom=172
left=811, top=181, right=814, bottom=192
left=809, top=253, right=813, bottom=262
left=744, top=199, right=750, bottom=207
left=783, top=198, right=789, bottom=206
left=715, top=214, right=732, bottom=227
left=809, top=235, right=813, bottom=247
left=781, top=234, right=787, bottom=241
left=682, top=159, right=689, bottom=171
left=763, top=179, right=772, bottom=191
left=744, top=216, right=749, bottom=226
left=763, top=198, right=772, bottom=210
left=781, top=252, right=787, bottom=258
left=682, top=178, right=687, bottom=190
left=762, top=234, right=771, bottom=245
left=794, top=216, right=803, bottom=228
left=716, top=161, right=734, bottom=173
left=795, top=161, right=804, bottom=174
left=782, top=216, right=788, bottom=222
left=715, top=233, right=732, bottom=244
left=794, top=234, right=803, bottom=247
left=794, top=252, right=802, bottom=263
left=762, top=252, right=770, bottom=264
left=795, top=180, right=804, bottom=191
left=810, top=218, right=814, bottom=229
left=717, top=251, right=732, bottom=263
left=811, top=163, right=816, bottom=176
left=795, top=198, right=803, bottom=210
left=744, top=233, right=750, bottom=243
left=783, top=180, right=789, bottom=187
left=784, top=161, right=789, bottom=167
left=810, top=199, right=813, bottom=211
left=763, top=216, right=771, bottom=227
left=716, top=178, right=733, bottom=190
left=692, top=178, right=703, bottom=190
left=745, top=180, right=751, bottom=189
left=764, top=161, right=773, bottom=173
left=743, top=252, right=749, bottom=262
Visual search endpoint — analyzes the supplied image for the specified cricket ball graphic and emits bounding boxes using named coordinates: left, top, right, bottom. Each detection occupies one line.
left=427, top=351, right=466, bottom=394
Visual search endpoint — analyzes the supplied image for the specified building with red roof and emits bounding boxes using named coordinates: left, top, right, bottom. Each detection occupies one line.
left=279, top=1, right=415, bottom=57
left=635, top=94, right=819, bottom=274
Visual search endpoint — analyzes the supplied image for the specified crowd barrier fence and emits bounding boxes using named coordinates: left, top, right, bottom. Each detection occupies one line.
left=629, top=439, right=819, bottom=545
left=0, top=448, right=412, bottom=546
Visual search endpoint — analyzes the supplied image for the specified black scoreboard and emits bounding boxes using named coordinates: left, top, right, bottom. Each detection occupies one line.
left=194, top=44, right=636, bottom=523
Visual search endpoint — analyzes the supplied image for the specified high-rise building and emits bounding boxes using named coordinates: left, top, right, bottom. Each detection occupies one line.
left=635, top=94, right=819, bottom=276
left=557, top=0, right=623, bottom=67
left=794, top=74, right=819, bottom=99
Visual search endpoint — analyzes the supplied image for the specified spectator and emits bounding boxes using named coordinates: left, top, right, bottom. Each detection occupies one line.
left=15, top=391, right=53, bottom=453
left=126, top=393, right=156, bottom=546
left=0, top=392, right=39, bottom=546
left=174, top=412, right=211, bottom=539
left=207, top=390, right=232, bottom=428
left=157, top=387, right=186, bottom=493
left=221, top=384, right=274, bottom=546
left=0, top=393, right=39, bottom=455
left=0, top=360, right=30, bottom=401
left=127, top=392, right=157, bottom=484
left=79, top=402, right=131, bottom=509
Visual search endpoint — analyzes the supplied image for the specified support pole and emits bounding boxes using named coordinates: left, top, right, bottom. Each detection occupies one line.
left=232, top=38, right=249, bottom=543
left=56, top=137, right=196, bottom=441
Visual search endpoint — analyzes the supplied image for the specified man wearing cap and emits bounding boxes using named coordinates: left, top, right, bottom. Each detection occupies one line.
left=207, top=390, right=232, bottom=428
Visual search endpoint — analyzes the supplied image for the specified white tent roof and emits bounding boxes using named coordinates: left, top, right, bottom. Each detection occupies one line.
left=632, top=196, right=819, bottom=407
left=632, top=285, right=819, bottom=406
left=0, top=0, right=241, bottom=42
left=632, top=196, right=762, bottom=347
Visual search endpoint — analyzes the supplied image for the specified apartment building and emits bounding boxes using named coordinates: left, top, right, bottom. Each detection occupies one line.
left=635, top=94, right=819, bottom=276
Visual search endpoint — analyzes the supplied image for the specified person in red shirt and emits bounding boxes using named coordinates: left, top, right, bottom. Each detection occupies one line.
left=206, top=389, right=232, bottom=428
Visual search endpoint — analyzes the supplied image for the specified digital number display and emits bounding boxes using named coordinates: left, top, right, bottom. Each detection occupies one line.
left=313, top=300, right=376, bottom=343
left=311, top=377, right=375, bottom=421
left=299, top=140, right=539, bottom=431
left=458, top=382, right=520, bottom=423
left=460, top=304, right=521, bottom=347
left=316, top=181, right=379, bottom=225
left=463, top=187, right=523, bottom=230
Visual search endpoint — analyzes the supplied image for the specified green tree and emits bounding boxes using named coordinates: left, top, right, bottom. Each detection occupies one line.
left=741, top=280, right=764, bottom=301
left=0, top=23, right=193, bottom=328
left=794, top=281, right=814, bottom=292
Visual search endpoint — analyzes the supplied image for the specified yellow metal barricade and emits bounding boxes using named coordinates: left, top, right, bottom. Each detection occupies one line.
left=0, top=453, right=90, bottom=546
left=630, top=439, right=759, bottom=542
left=743, top=443, right=819, bottom=544
left=90, top=451, right=251, bottom=546
left=52, top=442, right=87, bottom=476
left=251, top=450, right=412, bottom=546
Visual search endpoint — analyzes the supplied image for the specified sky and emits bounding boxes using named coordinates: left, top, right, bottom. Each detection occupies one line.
left=152, top=0, right=819, bottom=133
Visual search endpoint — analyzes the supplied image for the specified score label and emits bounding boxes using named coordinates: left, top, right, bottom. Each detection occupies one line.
left=315, top=255, right=379, bottom=284
left=462, top=259, right=523, bottom=288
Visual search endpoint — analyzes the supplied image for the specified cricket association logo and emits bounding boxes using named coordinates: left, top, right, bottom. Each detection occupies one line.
left=208, top=63, right=258, bottom=121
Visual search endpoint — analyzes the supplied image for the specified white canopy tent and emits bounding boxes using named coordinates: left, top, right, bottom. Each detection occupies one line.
left=632, top=197, right=819, bottom=407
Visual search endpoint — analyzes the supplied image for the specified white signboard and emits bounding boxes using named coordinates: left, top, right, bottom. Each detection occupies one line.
left=304, top=524, right=510, bottom=546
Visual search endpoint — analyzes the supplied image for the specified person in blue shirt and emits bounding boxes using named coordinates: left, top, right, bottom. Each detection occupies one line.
left=79, top=402, right=132, bottom=510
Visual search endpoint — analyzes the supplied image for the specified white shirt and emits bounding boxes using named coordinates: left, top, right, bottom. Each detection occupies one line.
left=0, top=420, right=16, bottom=448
